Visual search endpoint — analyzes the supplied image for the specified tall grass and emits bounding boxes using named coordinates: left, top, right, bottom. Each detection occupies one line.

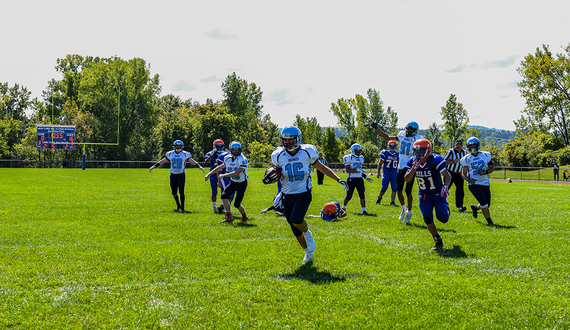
left=1, top=168, right=569, bottom=329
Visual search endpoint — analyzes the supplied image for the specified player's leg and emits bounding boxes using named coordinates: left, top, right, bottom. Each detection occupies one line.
left=434, top=196, right=450, bottom=224
left=396, top=169, right=408, bottom=220
left=232, top=181, right=249, bottom=222
left=283, top=191, right=315, bottom=263
left=355, top=178, right=367, bottom=214
left=390, top=176, right=397, bottom=205
left=479, top=186, right=493, bottom=225
left=210, top=175, right=219, bottom=212
left=221, top=183, right=238, bottom=223
left=343, top=178, right=356, bottom=210
left=178, top=174, right=186, bottom=212
left=404, top=176, right=415, bottom=223
left=377, top=175, right=390, bottom=204
left=420, top=196, right=443, bottom=249
left=170, top=174, right=181, bottom=211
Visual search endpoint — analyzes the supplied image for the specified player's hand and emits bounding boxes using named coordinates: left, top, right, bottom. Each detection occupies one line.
left=149, top=166, right=155, bottom=173
left=478, top=169, right=488, bottom=175
left=468, top=177, right=476, bottom=185
left=204, top=174, right=210, bottom=181
left=440, top=184, right=449, bottom=198
left=364, top=176, right=374, bottom=183
left=260, top=209, right=269, bottom=214
left=376, top=173, right=381, bottom=179
left=198, top=165, right=205, bottom=173
left=366, top=120, right=378, bottom=129
left=338, top=178, right=349, bottom=191
left=411, top=158, right=424, bottom=171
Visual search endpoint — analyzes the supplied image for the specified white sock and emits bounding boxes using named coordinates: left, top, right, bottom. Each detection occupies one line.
left=342, top=204, right=347, bottom=209
left=401, top=205, right=407, bottom=212
left=212, top=202, right=217, bottom=208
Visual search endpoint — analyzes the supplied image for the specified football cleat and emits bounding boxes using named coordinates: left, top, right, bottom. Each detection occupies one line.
left=376, top=197, right=382, bottom=205
left=470, top=204, right=478, bottom=218
left=432, top=236, right=443, bottom=250
left=241, top=215, right=249, bottom=222
left=362, top=210, right=369, bottom=215
left=404, top=211, right=412, bottom=224
left=390, top=201, right=397, bottom=206
left=221, top=212, right=234, bottom=223
left=458, top=206, right=467, bottom=212
left=399, top=209, right=406, bottom=221
left=302, top=251, right=314, bottom=264
left=304, top=230, right=316, bottom=252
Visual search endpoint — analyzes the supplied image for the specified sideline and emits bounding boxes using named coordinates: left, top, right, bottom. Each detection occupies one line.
left=491, top=178, right=570, bottom=185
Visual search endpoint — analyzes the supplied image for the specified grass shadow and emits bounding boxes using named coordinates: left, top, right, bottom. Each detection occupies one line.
left=236, top=222, right=258, bottom=228
left=482, top=222, right=517, bottom=229
left=434, top=245, right=469, bottom=258
left=406, top=223, right=457, bottom=233
left=280, top=263, right=346, bottom=284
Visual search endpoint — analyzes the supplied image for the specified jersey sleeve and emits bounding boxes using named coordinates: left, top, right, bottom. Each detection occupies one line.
left=380, top=151, right=387, bottom=161
left=271, top=147, right=283, bottom=168
left=343, top=154, right=350, bottom=165
left=433, top=155, right=447, bottom=173
left=406, top=157, right=415, bottom=169
left=239, top=155, right=248, bottom=168
left=305, top=144, right=319, bottom=164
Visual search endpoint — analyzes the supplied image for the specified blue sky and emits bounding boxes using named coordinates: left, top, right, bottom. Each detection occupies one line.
left=2, top=0, right=569, bottom=131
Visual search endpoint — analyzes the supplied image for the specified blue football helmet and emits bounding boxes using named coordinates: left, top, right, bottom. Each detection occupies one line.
left=173, top=140, right=184, bottom=152
left=466, top=137, right=480, bottom=154
left=229, top=141, right=242, bottom=156
left=351, top=143, right=362, bottom=156
left=280, top=126, right=302, bottom=152
left=405, top=121, right=419, bottom=137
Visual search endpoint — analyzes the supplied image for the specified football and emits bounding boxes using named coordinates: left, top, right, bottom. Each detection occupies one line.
left=262, top=167, right=282, bottom=184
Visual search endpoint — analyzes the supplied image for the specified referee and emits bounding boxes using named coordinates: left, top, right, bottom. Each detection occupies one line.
left=444, top=139, right=467, bottom=212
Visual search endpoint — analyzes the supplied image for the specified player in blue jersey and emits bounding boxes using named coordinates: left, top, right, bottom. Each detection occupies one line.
left=205, top=141, right=249, bottom=223
left=376, top=140, right=399, bottom=206
left=320, top=201, right=347, bottom=221
left=342, top=143, right=370, bottom=214
left=149, top=140, right=204, bottom=213
left=271, top=126, right=349, bottom=264
left=460, top=137, right=495, bottom=225
left=213, top=148, right=233, bottom=214
left=404, top=139, right=451, bottom=250
left=368, top=120, right=423, bottom=224
left=204, top=139, right=226, bottom=213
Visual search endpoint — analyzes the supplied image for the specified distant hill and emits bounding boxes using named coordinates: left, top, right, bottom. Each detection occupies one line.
left=326, top=126, right=516, bottom=147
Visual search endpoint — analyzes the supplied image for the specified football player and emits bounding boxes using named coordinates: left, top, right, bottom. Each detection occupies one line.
left=204, top=139, right=227, bottom=213
left=271, top=126, right=349, bottom=264
left=460, top=137, right=495, bottom=225
left=376, top=140, right=399, bottom=206
left=342, top=143, right=369, bottom=214
left=149, top=140, right=204, bottom=213
left=320, top=201, right=347, bottom=221
left=368, top=120, right=423, bottom=223
left=205, top=141, right=249, bottom=223
left=404, top=139, right=451, bottom=250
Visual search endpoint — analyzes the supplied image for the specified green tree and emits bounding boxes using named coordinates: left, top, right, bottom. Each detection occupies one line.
left=424, top=122, right=444, bottom=155
left=221, top=72, right=263, bottom=129
left=1, top=82, right=31, bottom=121
left=293, top=115, right=322, bottom=146
left=330, top=98, right=355, bottom=143
left=440, top=94, right=469, bottom=146
left=321, top=127, right=344, bottom=162
left=517, top=44, right=570, bottom=146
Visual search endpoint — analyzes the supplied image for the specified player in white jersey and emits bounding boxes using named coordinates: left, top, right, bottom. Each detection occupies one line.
left=342, top=143, right=369, bottom=214
left=271, top=126, right=349, bottom=265
left=205, top=141, right=249, bottom=223
left=460, top=137, right=496, bottom=225
left=368, top=120, right=423, bottom=224
left=149, top=140, right=204, bottom=213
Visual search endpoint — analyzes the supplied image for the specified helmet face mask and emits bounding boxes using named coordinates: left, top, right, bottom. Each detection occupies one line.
left=466, top=137, right=480, bottom=154
left=213, top=139, right=225, bottom=152
left=173, top=140, right=184, bottom=152
left=351, top=143, right=362, bottom=157
left=229, top=141, right=242, bottom=156
left=280, top=126, right=302, bottom=152
left=405, top=121, right=419, bottom=137
left=388, top=140, right=397, bottom=151
left=412, top=139, right=432, bottom=159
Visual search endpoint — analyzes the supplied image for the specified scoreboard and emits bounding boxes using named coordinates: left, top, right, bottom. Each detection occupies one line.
left=37, top=125, right=76, bottom=150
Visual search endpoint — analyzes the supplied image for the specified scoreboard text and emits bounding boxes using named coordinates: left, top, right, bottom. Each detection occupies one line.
left=37, top=125, right=76, bottom=150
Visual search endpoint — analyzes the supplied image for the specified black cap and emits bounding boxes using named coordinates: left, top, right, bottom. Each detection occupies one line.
left=455, top=139, right=463, bottom=144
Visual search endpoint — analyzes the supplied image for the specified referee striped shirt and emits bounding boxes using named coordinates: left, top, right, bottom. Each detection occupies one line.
left=444, top=148, right=467, bottom=173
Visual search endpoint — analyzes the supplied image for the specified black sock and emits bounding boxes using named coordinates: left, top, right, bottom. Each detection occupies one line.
left=180, top=195, right=185, bottom=210
left=174, top=195, right=180, bottom=208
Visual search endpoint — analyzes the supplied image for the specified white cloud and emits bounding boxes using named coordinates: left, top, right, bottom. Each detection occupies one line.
left=172, top=80, right=196, bottom=92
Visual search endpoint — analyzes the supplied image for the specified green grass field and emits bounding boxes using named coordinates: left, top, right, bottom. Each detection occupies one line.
left=1, top=168, right=569, bottom=329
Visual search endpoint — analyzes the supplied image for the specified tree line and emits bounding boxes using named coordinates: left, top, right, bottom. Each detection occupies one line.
left=1, top=44, right=570, bottom=167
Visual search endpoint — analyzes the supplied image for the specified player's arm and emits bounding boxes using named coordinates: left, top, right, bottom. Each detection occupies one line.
left=220, top=167, right=244, bottom=179
left=187, top=157, right=205, bottom=173
left=205, top=163, right=225, bottom=180
left=442, top=169, right=452, bottom=186
left=149, top=157, right=167, bottom=173
left=314, top=161, right=349, bottom=190
left=345, top=164, right=358, bottom=173
left=487, top=161, right=495, bottom=175
left=377, top=159, right=384, bottom=178
left=366, top=121, right=397, bottom=140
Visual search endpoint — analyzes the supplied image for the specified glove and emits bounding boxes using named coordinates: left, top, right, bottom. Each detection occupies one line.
left=366, top=120, right=378, bottom=129
left=478, top=169, right=488, bottom=175
left=357, top=168, right=366, bottom=174
left=149, top=165, right=155, bottom=173
left=338, top=178, right=349, bottom=191
left=364, top=176, right=374, bottom=183
left=411, top=158, right=424, bottom=171
left=198, top=165, right=205, bottom=173
left=440, top=185, right=449, bottom=198
left=260, top=208, right=269, bottom=214
left=468, top=177, right=476, bottom=185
